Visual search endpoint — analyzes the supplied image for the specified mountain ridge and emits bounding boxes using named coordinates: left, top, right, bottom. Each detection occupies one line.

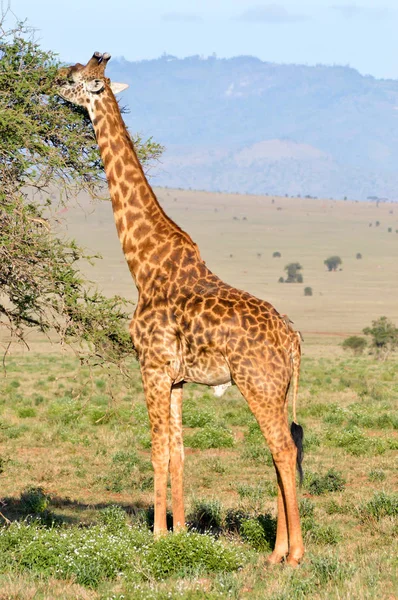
left=107, top=55, right=398, bottom=200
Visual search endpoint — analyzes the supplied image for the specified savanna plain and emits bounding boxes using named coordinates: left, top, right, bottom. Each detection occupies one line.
left=0, top=189, right=397, bottom=599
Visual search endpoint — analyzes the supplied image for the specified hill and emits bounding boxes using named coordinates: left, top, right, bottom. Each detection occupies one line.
left=108, top=55, right=398, bottom=200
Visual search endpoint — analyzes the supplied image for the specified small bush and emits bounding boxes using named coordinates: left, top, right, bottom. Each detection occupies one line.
left=236, top=481, right=276, bottom=501
left=310, top=554, right=352, bottom=584
left=182, top=404, right=215, bottom=427
left=273, top=251, right=281, bottom=258
left=342, top=335, right=367, bottom=355
left=20, top=487, right=50, bottom=515
left=304, top=286, right=313, bottom=296
left=188, top=499, right=222, bottom=533
left=326, top=426, right=369, bottom=455
left=147, top=531, right=245, bottom=579
left=368, top=469, right=386, bottom=482
left=98, top=505, right=128, bottom=531
left=241, top=444, right=273, bottom=465
left=299, top=498, right=315, bottom=519
left=278, top=276, right=284, bottom=283
left=17, top=407, right=37, bottom=418
left=359, top=492, right=398, bottom=522
left=185, top=424, right=234, bottom=449
left=240, top=518, right=271, bottom=552
left=306, top=522, right=341, bottom=545
left=306, top=469, right=346, bottom=495
left=356, top=252, right=362, bottom=259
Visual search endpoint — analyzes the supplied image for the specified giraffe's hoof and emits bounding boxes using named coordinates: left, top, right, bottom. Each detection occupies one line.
left=266, top=550, right=286, bottom=565
left=285, top=553, right=304, bottom=567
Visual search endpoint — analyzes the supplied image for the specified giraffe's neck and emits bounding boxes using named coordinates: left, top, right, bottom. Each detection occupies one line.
left=87, top=89, right=200, bottom=294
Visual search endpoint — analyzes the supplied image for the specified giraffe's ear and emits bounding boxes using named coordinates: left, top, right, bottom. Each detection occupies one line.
left=110, top=82, right=129, bottom=94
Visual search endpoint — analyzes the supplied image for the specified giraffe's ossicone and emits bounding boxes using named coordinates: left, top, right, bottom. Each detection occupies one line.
left=57, top=52, right=305, bottom=566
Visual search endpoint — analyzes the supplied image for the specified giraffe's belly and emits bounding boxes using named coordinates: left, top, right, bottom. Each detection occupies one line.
left=179, top=352, right=232, bottom=388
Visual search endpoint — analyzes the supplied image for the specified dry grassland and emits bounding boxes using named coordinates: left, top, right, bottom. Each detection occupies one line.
left=61, top=187, right=398, bottom=343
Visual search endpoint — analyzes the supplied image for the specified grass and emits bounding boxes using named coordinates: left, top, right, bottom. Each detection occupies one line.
left=0, top=350, right=397, bottom=598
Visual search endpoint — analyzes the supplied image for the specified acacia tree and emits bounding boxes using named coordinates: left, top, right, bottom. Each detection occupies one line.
left=283, top=263, right=303, bottom=283
left=363, top=317, right=398, bottom=359
left=0, top=15, right=162, bottom=364
left=324, top=256, right=342, bottom=271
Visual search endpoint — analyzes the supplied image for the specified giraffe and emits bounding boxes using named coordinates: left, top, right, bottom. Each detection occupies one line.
left=57, top=52, right=305, bottom=566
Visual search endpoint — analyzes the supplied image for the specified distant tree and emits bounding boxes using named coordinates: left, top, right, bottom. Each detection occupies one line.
left=304, top=287, right=313, bottom=296
left=272, top=251, right=281, bottom=258
left=342, top=336, right=367, bottom=356
left=284, top=263, right=303, bottom=283
left=388, top=227, right=392, bottom=233
left=356, top=253, right=362, bottom=260
left=278, top=277, right=284, bottom=283
left=324, top=256, right=342, bottom=272
left=375, top=221, right=380, bottom=227
left=363, top=317, right=398, bottom=359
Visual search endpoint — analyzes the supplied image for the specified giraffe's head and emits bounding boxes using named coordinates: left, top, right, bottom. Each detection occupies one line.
left=57, top=51, right=128, bottom=107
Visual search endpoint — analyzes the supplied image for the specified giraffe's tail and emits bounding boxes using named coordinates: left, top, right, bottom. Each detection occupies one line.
left=290, top=330, right=304, bottom=485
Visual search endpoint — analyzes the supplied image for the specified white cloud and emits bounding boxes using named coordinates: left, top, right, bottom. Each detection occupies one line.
left=235, top=4, right=308, bottom=23
left=331, top=4, right=392, bottom=20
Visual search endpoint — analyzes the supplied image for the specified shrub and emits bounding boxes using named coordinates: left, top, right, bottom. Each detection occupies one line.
left=182, top=403, right=215, bottom=427
left=273, top=251, right=281, bottom=258
left=147, top=531, right=245, bottom=579
left=310, top=554, right=352, bottom=584
left=305, top=522, right=341, bottom=545
left=359, top=492, right=398, bottom=521
left=278, top=276, right=284, bottom=283
left=368, top=469, right=386, bottom=482
left=342, top=336, right=367, bottom=355
left=363, top=316, right=398, bottom=358
left=20, top=487, right=50, bottom=515
left=304, top=286, right=313, bottom=296
left=240, top=518, right=271, bottom=552
left=184, top=424, right=234, bottom=449
left=284, top=262, right=303, bottom=283
left=356, top=252, right=362, bottom=259
left=98, top=505, right=128, bottom=531
left=17, top=407, right=37, bottom=418
left=324, top=256, right=342, bottom=271
left=236, top=481, right=277, bottom=502
left=306, top=469, right=346, bottom=495
left=188, top=499, right=223, bottom=533
left=299, top=498, right=315, bottom=519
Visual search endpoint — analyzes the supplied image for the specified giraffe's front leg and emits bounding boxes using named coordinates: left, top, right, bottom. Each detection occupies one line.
left=169, top=382, right=185, bottom=531
left=141, top=368, right=173, bottom=537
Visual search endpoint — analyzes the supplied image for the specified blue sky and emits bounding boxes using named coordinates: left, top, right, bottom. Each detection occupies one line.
left=6, top=1, right=398, bottom=79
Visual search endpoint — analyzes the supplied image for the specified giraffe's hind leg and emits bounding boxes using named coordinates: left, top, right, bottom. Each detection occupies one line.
left=231, top=366, right=304, bottom=565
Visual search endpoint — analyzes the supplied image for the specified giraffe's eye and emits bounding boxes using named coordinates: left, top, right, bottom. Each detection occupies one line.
left=86, top=79, right=105, bottom=93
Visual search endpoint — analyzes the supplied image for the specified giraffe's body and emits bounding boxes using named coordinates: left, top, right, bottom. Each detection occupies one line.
left=58, top=53, right=304, bottom=565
